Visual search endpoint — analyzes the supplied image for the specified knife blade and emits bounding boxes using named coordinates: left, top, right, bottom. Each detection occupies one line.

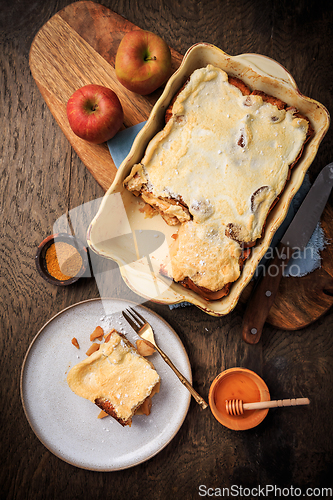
left=242, top=162, right=333, bottom=344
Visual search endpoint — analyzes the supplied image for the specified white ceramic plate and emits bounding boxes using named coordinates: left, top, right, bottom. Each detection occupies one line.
left=87, top=43, right=330, bottom=317
left=20, top=298, right=192, bottom=471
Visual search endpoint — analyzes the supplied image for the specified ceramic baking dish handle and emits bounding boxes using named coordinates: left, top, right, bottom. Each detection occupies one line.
left=234, top=53, right=297, bottom=88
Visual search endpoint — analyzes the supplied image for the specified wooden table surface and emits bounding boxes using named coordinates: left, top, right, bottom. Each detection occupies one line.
left=2, top=0, right=333, bottom=498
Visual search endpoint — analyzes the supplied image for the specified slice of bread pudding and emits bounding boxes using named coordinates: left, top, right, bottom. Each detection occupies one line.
left=67, top=329, right=160, bottom=427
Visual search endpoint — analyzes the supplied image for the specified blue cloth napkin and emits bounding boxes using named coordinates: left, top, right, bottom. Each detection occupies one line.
left=107, top=122, right=146, bottom=168
left=107, top=123, right=326, bottom=308
left=263, top=175, right=326, bottom=278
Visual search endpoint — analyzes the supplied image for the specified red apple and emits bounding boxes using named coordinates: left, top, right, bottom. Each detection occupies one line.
left=115, top=30, right=172, bottom=95
left=66, top=84, right=123, bottom=144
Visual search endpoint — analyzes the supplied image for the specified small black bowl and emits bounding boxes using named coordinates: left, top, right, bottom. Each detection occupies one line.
left=35, top=233, right=89, bottom=286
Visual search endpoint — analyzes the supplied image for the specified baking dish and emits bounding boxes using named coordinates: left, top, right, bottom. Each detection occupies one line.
left=87, top=43, right=330, bottom=316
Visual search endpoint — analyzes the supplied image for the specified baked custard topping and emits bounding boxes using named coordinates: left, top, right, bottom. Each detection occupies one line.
left=67, top=330, right=160, bottom=423
left=124, top=65, right=309, bottom=293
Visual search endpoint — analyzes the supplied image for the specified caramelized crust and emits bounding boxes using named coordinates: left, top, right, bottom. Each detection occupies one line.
left=250, top=90, right=286, bottom=110
left=180, top=277, right=232, bottom=300
left=228, top=76, right=251, bottom=95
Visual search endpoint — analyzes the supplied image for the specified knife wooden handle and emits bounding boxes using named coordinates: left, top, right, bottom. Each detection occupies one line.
left=242, top=242, right=292, bottom=344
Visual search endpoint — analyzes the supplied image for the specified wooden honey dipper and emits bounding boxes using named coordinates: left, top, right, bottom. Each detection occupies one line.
left=225, top=397, right=310, bottom=416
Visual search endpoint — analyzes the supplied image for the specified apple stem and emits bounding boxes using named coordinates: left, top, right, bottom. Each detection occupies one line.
left=144, top=56, right=157, bottom=61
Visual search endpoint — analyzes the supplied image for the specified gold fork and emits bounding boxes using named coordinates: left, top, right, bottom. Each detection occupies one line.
left=122, top=307, right=208, bottom=409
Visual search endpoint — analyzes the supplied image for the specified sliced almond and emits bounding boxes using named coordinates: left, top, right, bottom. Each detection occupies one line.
left=136, top=338, right=155, bottom=357
left=135, top=397, right=152, bottom=416
left=104, top=328, right=117, bottom=343
left=97, top=410, right=109, bottom=419
left=86, top=343, right=100, bottom=356
left=71, top=337, right=80, bottom=349
left=90, top=325, right=104, bottom=342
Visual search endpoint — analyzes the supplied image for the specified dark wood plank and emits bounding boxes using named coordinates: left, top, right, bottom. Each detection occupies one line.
left=240, top=268, right=333, bottom=330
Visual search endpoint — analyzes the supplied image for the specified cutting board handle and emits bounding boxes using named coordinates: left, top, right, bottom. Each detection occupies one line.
left=242, top=242, right=292, bottom=344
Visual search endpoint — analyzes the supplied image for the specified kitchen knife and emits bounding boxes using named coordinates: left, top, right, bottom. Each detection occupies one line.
left=242, top=162, right=333, bottom=344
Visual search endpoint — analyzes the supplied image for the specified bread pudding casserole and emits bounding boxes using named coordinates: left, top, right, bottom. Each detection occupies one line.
left=124, top=65, right=312, bottom=300
left=67, top=329, right=160, bottom=426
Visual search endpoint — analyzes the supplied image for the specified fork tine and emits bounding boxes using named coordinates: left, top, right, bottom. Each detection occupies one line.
left=122, top=310, right=140, bottom=333
left=127, top=307, right=145, bottom=327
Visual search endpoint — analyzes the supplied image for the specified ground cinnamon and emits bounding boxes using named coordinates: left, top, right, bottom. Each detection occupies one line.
left=45, top=241, right=83, bottom=280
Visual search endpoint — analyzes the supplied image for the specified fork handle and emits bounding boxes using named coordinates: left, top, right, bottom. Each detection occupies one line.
left=154, top=344, right=208, bottom=409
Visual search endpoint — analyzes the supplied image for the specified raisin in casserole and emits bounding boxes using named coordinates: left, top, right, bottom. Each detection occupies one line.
left=124, top=65, right=312, bottom=300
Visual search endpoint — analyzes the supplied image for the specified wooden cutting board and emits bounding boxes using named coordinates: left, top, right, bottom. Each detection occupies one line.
left=29, top=0, right=183, bottom=191
left=29, top=0, right=333, bottom=330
